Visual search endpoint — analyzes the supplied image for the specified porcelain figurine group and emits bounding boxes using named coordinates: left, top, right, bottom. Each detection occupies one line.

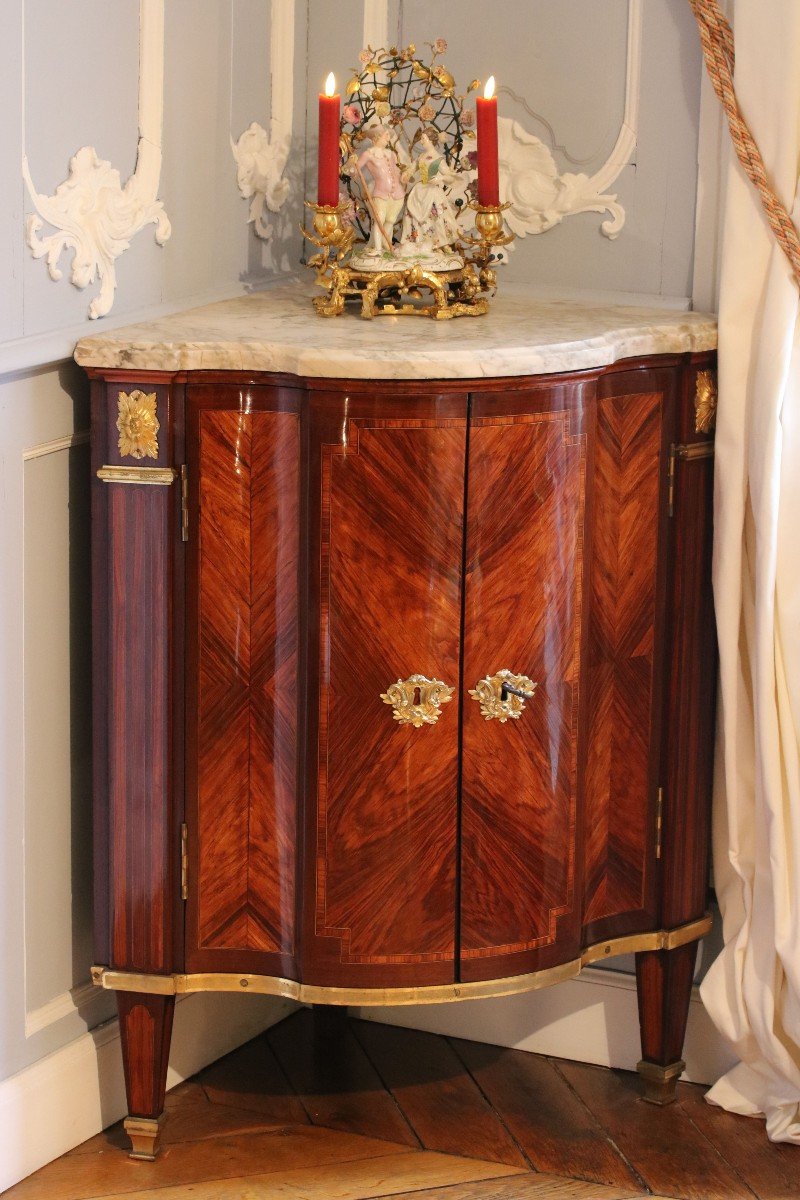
left=347, top=122, right=466, bottom=272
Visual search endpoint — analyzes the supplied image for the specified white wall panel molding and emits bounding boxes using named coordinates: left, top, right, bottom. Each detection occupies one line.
left=23, top=980, right=104, bottom=1039
left=22, top=430, right=89, bottom=461
left=362, top=0, right=389, bottom=53
left=0, top=993, right=295, bottom=1193
left=22, top=0, right=171, bottom=319
left=497, top=0, right=641, bottom=245
left=232, top=0, right=294, bottom=241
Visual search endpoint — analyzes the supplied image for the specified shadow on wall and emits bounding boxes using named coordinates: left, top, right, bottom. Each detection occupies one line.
left=61, top=360, right=94, bottom=1000
left=240, top=134, right=310, bottom=288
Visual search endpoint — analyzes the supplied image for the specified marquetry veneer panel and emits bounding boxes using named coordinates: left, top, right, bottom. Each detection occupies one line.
left=460, top=408, right=587, bottom=980
left=583, top=392, right=664, bottom=932
left=192, top=407, right=299, bottom=960
left=314, top=419, right=465, bottom=974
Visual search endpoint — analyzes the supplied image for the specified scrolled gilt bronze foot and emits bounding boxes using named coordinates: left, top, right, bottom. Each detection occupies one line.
left=637, top=1058, right=686, bottom=1105
left=124, top=1114, right=166, bottom=1160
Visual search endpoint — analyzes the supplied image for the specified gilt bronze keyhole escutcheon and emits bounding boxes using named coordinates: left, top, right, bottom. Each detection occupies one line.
left=469, top=669, right=537, bottom=722
left=380, top=674, right=455, bottom=727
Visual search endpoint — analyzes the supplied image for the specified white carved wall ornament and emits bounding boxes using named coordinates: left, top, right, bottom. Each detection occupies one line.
left=495, top=0, right=641, bottom=246
left=22, top=0, right=170, bottom=319
left=496, top=116, right=626, bottom=241
left=233, top=0, right=295, bottom=241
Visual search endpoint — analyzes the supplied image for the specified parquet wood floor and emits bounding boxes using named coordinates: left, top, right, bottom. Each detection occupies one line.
left=7, top=1009, right=800, bottom=1200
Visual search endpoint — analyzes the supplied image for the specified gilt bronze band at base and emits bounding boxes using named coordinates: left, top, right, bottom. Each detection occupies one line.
left=637, top=1058, right=686, bottom=1105
left=124, top=1115, right=166, bottom=1161
left=92, top=914, right=711, bottom=1007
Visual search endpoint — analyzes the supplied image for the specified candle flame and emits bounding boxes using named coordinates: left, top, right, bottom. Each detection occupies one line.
left=484, top=75, right=496, bottom=100
left=324, top=72, right=336, bottom=97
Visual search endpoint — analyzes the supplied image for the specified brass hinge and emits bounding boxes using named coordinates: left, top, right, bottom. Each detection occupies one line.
left=180, top=823, right=189, bottom=900
left=655, top=787, right=664, bottom=860
left=668, top=440, right=715, bottom=517
left=180, top=464, right=189, bottom=542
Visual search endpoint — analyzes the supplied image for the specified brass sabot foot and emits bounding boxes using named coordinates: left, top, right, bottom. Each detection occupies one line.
left=124, top=1114, right=166, bottom=1160
left=637, top=1058, right=685, bottom=1105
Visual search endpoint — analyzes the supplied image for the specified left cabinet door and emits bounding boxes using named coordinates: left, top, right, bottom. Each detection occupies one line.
left=302, top=390, right=468, bottom=989
left=184, top=384, right=303, bottom=979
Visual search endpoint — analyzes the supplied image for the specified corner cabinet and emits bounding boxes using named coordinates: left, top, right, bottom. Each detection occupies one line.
left=88, top=354, right=717, bottom=1160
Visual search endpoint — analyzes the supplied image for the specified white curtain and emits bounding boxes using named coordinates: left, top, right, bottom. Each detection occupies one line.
left=699, top=0, right=800, bottom=1143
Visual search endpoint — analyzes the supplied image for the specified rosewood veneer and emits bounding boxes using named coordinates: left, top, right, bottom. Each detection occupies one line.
left=86, top=350, right=717, bottom=1158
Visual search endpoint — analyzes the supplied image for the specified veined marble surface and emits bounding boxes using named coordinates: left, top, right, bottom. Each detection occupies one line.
left=74, top=281, right=717, bottom=379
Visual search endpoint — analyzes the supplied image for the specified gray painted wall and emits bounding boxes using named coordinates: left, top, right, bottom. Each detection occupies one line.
left=305, top=0, right=703, bottom=300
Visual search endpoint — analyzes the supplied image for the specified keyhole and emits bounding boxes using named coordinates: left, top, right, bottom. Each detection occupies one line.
left=412, top=686, right=422, bottom=706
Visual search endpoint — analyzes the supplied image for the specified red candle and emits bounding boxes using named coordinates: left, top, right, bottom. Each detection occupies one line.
left=476, top=75, right=500, bottom=207
left=318, top=72, right=341, bottom=207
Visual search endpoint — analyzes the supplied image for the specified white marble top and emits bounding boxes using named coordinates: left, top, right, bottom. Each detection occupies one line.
left=74, top=281, right=717, bottom=380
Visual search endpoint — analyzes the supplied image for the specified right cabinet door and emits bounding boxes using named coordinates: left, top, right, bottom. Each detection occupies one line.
left=581, top=368, right=674, bottom=945
left=459, top=382, right=591, bottom=982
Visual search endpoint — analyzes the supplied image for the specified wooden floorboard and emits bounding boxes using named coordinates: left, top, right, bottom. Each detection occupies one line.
left=676, top=1081, right=800, bottom=1200
left=9, top=1009, right=800, bottom=1200
left=5, top=1126, right=410, bottom=1200
left=267, top=1008, right=420, bottom=1148
left=556, top=1058, right=759, bottom=1200
left=196, top=1029, right=310, bottom=1125
left=387, top=1175, right=646, bottom=1200
left=86, top=1151, right=525, bottom=1200
left=353, top=1019, right=529, bottom=1168
left=452, top=1037, right=644, bottom=1191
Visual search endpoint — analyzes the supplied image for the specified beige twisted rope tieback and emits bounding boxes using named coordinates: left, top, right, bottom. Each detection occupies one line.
left=688, top=0, right=800, bottom=286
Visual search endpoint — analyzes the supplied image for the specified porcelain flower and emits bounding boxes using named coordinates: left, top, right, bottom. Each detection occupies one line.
left=434, top=38, right=448, bottom=53
left=418, top=102, right=435, bottom=122
left=343, top=104, right=361, bottom=125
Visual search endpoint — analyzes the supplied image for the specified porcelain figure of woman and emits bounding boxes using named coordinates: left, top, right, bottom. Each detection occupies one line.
left=400, top=132, right=462, bottom=252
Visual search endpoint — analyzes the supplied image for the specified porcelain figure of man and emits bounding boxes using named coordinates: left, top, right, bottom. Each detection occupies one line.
left=353, top=127, right=407, bottom=254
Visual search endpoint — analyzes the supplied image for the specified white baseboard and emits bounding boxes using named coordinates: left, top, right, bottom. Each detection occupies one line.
left=355, top=967, right=737, bottom=1087
left=0, top=991, right=296, bottom=1193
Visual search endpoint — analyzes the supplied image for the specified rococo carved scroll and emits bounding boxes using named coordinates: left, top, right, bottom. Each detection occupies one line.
left=22, top=0, right=171, bottom=319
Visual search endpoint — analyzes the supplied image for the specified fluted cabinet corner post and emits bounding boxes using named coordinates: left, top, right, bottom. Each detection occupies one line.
left=90, top=369, right=186, bottom=1159
left=635, top=357, right=717, bottom=1103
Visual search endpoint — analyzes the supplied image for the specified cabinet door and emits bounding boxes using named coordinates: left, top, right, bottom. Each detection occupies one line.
left=582, top=371, right=673, bottom=944
left=459, top=385, right=591, bottom=981
left=185, top=384, right=302, bottom=979
left=303, top=393, right=467, bottom=988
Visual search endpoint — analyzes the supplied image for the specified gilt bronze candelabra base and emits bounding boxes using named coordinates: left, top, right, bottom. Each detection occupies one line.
left=301, top=200, right=513, bottom=320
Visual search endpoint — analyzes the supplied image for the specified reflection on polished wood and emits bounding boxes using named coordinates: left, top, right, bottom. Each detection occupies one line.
left=460, top=402, right=587, bottom=981
left=191, top=407, right=299, bottom=961
left=584, top=391, right=663, bottom=937
left=310, top=412, right=466, bottom=985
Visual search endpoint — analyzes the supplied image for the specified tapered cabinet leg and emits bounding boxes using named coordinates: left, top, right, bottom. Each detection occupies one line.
left=635, top=942, right=696, bottom=1104
left=117, top=992, right=175, bottom=1159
